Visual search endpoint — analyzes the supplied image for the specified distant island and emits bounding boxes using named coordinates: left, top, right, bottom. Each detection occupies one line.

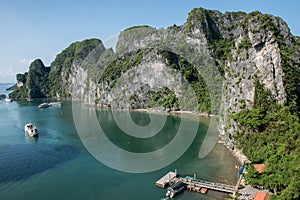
left=9, top=8, right=300, bottom=199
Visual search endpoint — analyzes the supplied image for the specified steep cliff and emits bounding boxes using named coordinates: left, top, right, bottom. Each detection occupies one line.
left=9, top=59, right=50, bottom=99
left=49, top=38, right=105, bottom=98
left=10, top=39, right=105, bottom=99
left=115, top=9, right=299, bottom=129
left=90, top=48, right=203, bottom=111
left=10, top=8, right=299, bottom=122
left=10, top=9, right=300, bottom=121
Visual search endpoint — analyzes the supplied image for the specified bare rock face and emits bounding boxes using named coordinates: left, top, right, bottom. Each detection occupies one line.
left=49, top=38, right=105, bottom=98
left=109, top=60, right=183, bottom=109
left=75, top=9, right=298, bottom=139
left=69, top=63, right=88, bottom=100
left=80, top=49, right=198, bottom=111
left=217, top=13, right=293, bottom=137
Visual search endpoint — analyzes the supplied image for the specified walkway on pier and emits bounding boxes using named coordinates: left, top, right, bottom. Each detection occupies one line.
left=156, top=171, right=238, bottom=194
left=180, top=177, right=237, bottom=193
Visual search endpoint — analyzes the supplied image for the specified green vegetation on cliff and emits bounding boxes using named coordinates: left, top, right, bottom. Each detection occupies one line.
left=146, top=87, right=179, bottom=109
left=160, top=50, right=211, bottom=113
left=186, top=7, right=221, bottom=39
left=49, top=38, right=104, bottom=97
left=9, top=84, right=28, bottom=99
left=10, top=39, right=104, bottom=99
left=28, top=59, right=50, bottom=98
left=233, top=81, right=300, bottom=199
left=239, top=11, right=300, bottom=116
left=7, top=8, right=300, bottom=199
left=99, top=49, right=143, bottom=87
left=99, top=48, right=212, bottom=112
left=9, top=59, right=50, bottom=99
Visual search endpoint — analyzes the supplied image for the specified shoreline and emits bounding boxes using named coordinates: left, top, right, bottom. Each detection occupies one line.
left=218, top=135, right=249, bottom=165
left=122, top=107, right=216, bottom=117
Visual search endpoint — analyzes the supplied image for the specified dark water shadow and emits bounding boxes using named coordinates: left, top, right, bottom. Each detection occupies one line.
left=0, top=144, right=78, bottom=184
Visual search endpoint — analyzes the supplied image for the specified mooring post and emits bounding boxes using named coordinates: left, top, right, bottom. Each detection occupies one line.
left=175, top=169, right=177, bottom=176
left=194, top=173, right=196, bottom=180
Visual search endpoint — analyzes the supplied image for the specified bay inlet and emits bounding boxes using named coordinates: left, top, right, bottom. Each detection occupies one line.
left=0, top=83, right=239, bottom=200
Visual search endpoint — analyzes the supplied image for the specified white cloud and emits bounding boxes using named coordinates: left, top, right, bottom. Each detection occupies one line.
left=19, top=58, right=34, bottom=67
left=0, top=68, right=18, bottom=83
left=0, top=58, right=34, bottom=83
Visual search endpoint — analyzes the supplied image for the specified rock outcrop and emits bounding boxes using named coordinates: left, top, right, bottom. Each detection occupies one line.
left=9, top=59, right=50, bottom=99
left=10, top=8, right=300, bottom=139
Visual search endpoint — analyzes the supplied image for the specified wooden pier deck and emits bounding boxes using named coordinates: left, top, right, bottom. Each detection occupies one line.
left=155, top=171, right=177, bottom=188
left=156, top=171, right=238, bottom=195
left=180, top=178, right=237, bottom=193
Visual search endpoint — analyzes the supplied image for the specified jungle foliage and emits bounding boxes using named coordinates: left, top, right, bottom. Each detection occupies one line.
left=233, top=81, right=300, bottom=199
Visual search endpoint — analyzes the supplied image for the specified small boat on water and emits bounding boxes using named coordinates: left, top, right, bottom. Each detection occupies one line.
left=4, top=98, right=12, bottom=102
left=166, top=181, right=186, bottom=199
left=24, top=123, right=38, bottom=137
left=38, top=103, right=49, bottom=108
left=38, top=102, right=62, bottom=108
left=49, top=102, right=62, bottom=107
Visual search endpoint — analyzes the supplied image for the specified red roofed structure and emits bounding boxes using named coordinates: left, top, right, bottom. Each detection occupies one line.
left=254, top=164, right=267, bottom=173
left=254, top=192, right=270, bottom=200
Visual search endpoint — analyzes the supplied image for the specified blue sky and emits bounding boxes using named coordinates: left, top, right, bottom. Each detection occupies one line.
left=0, top=0, right=299, bottom=83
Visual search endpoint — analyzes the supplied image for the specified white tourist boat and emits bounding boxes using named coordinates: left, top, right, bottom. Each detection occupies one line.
left=4, top=98, right=12, bottom=102
left=49, top=102, right=62, bottom=107
left=24, top=123, right=39, bottom=137
left=165, top=181, right=186, bottom=199
left=38, top=102, right=62, bottom=108
left=38, top=103, right=49, bottom=108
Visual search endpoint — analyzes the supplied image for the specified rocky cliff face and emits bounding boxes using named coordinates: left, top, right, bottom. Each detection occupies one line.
left=217, top=12, right=289, bottom=136
left=49, top=38, right=105, bottom=98
left=113, top=9, right=299, bottom=136
left=10, top=8, right=300, bottom=138
left=10, top=39, right=104, bottom=99
left=93, top=49, right=199, bottom=111
left=10, top=59, right=50, bottom=99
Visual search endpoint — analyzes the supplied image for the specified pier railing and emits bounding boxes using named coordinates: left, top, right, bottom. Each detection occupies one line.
left=180, top=178, right=237, bottom=193
left=156, top=171, right=238, bottom=194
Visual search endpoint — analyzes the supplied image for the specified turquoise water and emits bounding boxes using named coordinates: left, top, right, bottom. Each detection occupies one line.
left=0, top=83, right=239, bottom=200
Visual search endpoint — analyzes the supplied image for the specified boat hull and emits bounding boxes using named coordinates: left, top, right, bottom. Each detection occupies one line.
left=24, top=124, right=39, bottom=137
left=4, top=98, right=12, bottom=102
left=38, top=103, right=49, bottom=108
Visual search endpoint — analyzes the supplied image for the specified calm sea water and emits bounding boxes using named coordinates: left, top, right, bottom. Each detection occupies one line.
left=0, top=83, right=239, bottom=200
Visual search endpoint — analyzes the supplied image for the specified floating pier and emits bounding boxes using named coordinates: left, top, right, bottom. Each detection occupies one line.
left=155, top=171, right=177, bottom=188
left=156, top=170, right=239, bottom=198
left=181, top=178, right=236, bottom=193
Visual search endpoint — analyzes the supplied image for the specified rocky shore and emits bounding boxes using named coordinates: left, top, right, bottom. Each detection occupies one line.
left=218, top=135, right=249, bottom=165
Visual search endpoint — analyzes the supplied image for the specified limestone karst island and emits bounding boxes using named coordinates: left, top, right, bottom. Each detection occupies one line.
left=1, top=7, right=299, bottom=200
